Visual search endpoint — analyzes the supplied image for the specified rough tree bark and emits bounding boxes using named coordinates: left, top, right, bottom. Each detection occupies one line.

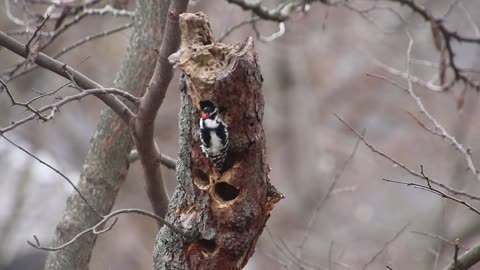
left=44, top=1, right=171, bottom=269
left=153, top=13, right=283, bottom=270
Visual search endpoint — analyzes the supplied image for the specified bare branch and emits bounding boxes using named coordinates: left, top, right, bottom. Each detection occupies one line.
left=372, top=60, right=444, bottom=92
left=5, top=0, right=41, bottom=26
left=251, top=20, right=286, bottom=42
left=294, top=133, right=362, bottom=265
left=1, top=87, right=138, bottom=134
left=129, top=150, right=177, bottom=170
left=7, top=22, right=133, bottom=82
left=381, top=177, right=480, bottom=215
left=328, top=241, right=334, bottom=270
left=0, top=158, right=33, bottom=254
left=26, top=82, right=71, bottom=105
left=361, top=223, right=409, bottom=270
left=1, top=78, right=48, bottom=121
left=82, top=4, right=134, bottom=17
left=132, top=0, right=188, bottom=221
left=225, top=0, right=364, bottom=23
left=226, top=0, right=292, bottom=22
left=265, top=226, right=328, bottom=270
left=411, top=231, right=468, bottom=250
left=441, top=0, right=461, bottom=19
left=54, top=23, right=132, bottom=59
left=25, top=14, right=50, bottom=55
left=27, top=208, right=188, bottom=251
left=403, top=33, right=480, bottom=181
left=388, top=0, right=480, bottom=91
left=406, top=111, right=444, bottom=138
left=334, top=114, right=480, bottom=201
left=29, top=0, right=101, bottom=8
left=0, top=134, right=102, bottom=217
left=444, top=243, right=480, bottom=270
left=67, top=87, right=140, bottom=104
left=218, top=16, right=260, bottom=42
left=454, top=239, right=460, bottom=266
left=458, top=3, right=480, bottom=37
left=2, top=4, right=133, bottom=78
left=0, top=30, right=135, bottom=125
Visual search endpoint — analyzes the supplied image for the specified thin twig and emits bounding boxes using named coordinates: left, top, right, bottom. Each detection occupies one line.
left=251, top=20, right=286, bottom=42
left=1, top=78, right=47, bottom=121
left=27, top=208, right=188, bottom=251
left=328, top=241, right=334, bottom=270
left=30, top=0, right=101, bottom=8
left=67, top=87, right=140, bottom=104
left=83, top=4, right=134, bottom=17
left=219, top=16, right=260, bottom=42
left=371, top=60, right=444, bottom=92
left=26, top=82, right=71, bottom=105
left=294, top=133, right=362, bottom=263
left=0, top=158, right=33, bottom=252
left=458, top=3, right=480, bottom=37
left=226, top=0, right=291, bottom=22
left=25, top=14, right=50, bottom=54
left=444, top=244, right=480, bottom=270
left=412, top=231, right=455, bottom=247
left=361, top=223, right=409, bottom=270
left=0, top=134, right=102, bottom=217
left=454, top=238, right=460, bottom=266
left=7, top=22, right=133, bottom=82
left=0, top=31, right=135, bottom=125
left=55, top=23, right=132, bottom=59
left=1, top=87, right=139, bottom=134
left=5, top=0, right=41, bottom=26
left=441, top=0, right=461, bottom=19
left=387, top=0, right=480, bottom=91
left=402, top=34, right=480, bottom=181
left=334, top=114, right=480, bottom=201
left=129, top=150, right=177, bottom=170
left=406, top=111, right=444, bottom=138
left=381, top=178, right=480, bottom=215
left=265, top=226, right=327, bottom=270
left=2, top=4, right=133, bottom=79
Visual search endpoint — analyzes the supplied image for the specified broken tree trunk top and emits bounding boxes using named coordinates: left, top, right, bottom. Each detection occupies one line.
left=156, top=12, right=283, bottom=270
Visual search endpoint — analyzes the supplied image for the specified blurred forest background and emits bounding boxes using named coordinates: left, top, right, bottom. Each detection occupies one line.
left=1, top=0, right=480, bottom=269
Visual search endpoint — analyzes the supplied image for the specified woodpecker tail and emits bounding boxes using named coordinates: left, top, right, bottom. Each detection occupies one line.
left=208, top=146, right=228, bottom=171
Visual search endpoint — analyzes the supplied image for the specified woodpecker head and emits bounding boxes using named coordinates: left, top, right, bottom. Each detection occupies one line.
left=200, top=101, right=217, bottom=120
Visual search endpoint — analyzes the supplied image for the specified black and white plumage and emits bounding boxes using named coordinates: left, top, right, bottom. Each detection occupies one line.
left=199, top=103, right=229, bottom=170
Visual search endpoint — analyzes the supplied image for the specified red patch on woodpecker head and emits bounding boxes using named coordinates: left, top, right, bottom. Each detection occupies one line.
left=201, top=113, right=209, bottom=119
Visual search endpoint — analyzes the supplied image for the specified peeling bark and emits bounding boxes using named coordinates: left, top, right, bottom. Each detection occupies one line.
left=153, top=13, right=283, bottom=270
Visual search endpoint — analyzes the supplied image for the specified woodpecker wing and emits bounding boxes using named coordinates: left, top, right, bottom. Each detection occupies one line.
left=199, top=116, right=229, bottom=170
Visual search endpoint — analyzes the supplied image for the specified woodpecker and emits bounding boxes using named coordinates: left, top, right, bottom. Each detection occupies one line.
left=199, top=102, right=229, bottom=170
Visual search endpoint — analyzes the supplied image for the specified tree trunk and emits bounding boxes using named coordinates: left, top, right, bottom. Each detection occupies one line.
left=153, top=13, right=283, bottom=270
left=44, top=1, right=171, bottom=269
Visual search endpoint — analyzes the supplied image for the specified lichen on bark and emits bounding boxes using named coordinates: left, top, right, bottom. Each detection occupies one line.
left=153, top=12, right=283, bottom=270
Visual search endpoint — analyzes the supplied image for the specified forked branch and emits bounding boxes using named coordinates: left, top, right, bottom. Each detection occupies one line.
left=0, top=31, right=135, bottom=124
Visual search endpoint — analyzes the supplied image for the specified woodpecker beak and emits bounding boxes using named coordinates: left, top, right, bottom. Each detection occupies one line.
left=201, top=113, right=209, bottom=119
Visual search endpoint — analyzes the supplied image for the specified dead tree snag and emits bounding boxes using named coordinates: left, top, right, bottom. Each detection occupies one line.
left=153, top=12, right=283, bottom=270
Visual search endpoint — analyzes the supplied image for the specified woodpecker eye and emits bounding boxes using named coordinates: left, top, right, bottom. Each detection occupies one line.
left=202, top=106, right=214, bottom=114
